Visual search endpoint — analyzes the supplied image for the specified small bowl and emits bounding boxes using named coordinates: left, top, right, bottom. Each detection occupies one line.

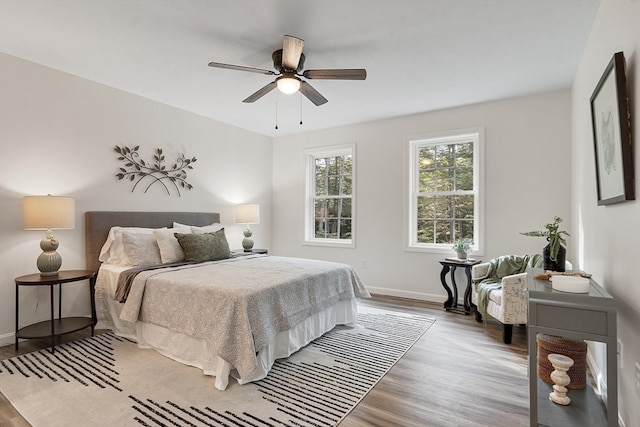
left=551, top=275, right=590, bottom=293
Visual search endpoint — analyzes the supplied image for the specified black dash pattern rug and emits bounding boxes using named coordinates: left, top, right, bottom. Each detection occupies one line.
left=0, top=307, right=434, bottom=427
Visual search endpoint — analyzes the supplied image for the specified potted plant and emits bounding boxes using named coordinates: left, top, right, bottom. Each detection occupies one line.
left=452, top=238, right=472, bottom=259
left=521, top=216, right=570, bottom=272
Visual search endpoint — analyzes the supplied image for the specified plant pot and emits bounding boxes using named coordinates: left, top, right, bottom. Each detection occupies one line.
left=543, top=243, right=566, bottom=272
left=456, top=251, right=467, bottom=260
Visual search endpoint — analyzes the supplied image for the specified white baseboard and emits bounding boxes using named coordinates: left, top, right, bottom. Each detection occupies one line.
left=365, top=286, right=444, bottom=304
left=0, top=331, right=15, bottom=348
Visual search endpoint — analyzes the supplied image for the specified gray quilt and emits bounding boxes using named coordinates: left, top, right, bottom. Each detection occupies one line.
left=118, top=255, right=370, bottom=379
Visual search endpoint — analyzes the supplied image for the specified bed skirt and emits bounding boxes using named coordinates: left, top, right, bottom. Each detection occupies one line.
left=97, top=296, right=357, bottom=390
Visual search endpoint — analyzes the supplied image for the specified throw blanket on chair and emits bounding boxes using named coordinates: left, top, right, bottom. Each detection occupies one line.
left=475, top=254, right=542, bottom=319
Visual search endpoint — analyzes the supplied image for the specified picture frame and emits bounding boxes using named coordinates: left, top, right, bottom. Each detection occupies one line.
left=589, top=51, right=634, bottom=205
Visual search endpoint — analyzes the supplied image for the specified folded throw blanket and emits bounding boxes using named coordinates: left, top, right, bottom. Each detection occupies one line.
left=114, top=261, right=194, bottom=303
left=475, top=254, right=542, bottom=318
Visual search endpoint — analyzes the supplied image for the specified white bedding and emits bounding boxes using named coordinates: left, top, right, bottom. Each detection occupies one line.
left=95, top=255, right=365, bottom=390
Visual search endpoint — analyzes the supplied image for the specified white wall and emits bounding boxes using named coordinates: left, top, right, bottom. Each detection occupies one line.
left=0, top=53, right=273, bottom=346
left=272, top=90, right=572, bottom=301
left=571, top=1, right=640, bottom=426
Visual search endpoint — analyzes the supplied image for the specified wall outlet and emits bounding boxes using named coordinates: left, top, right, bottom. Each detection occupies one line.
left=360, top=258, right=367, bottom=268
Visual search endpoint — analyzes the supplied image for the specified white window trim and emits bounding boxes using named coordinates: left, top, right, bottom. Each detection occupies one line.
left=304, top=143, right=356, bottom=248
left=404, top=127, right=485, bottom=256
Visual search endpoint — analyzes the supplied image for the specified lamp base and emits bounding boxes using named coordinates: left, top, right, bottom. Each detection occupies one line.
left=39, top=271, right=60, bottom=277
left=37, top=233, right=62, bottom=276
left=242, top=226, right=254, bottom=252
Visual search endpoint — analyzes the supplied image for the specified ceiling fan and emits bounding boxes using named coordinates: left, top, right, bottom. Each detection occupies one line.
left=208, top=35, right=366, bottom=106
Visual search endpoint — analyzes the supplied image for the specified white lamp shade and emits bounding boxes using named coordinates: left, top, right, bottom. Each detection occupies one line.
left=236, top=204, right=260, bottom=224
left=23, top=195, right=75, bottom=230
left=276, top=76, right=301, bottom=94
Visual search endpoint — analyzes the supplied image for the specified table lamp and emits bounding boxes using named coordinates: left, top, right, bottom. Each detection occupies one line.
left=236, top=204, right=260, bottom=252
left=23, top=195, right=75, bottom=275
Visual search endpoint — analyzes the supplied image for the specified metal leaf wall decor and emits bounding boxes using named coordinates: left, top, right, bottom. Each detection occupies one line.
left=114, top=145, right=197, bottom=196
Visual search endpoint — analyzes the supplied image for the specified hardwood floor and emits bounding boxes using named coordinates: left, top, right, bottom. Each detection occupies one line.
left=341, top=296, right=529, bottom=427
left=0, top=295, right=529, bottom=426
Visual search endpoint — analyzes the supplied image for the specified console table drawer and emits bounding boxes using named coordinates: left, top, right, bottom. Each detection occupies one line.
left=532, top=304, right=610, bottom=336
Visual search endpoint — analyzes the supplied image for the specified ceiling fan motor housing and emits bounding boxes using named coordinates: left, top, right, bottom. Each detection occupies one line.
left=272, top=49, right=305, bottom=73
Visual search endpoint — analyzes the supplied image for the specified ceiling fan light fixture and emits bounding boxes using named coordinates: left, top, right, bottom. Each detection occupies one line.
left=276, top=75, right=301, bottom=94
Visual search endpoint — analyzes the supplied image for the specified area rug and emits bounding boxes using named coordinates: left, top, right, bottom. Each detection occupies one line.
left=0, top=306, right=434, bottom=427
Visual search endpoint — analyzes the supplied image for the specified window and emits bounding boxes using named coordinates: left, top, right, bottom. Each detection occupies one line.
left=406, top=129, right=484, bottom=253
left=305, top=144, right=355, bottom=247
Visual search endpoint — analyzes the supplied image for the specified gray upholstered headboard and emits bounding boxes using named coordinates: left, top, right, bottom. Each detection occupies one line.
left=84, top=211, right=220, bottom=273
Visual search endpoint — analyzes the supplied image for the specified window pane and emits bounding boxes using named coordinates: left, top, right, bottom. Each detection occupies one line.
left=435, top=168, right=453, bottom=191
left=417, top=220, right=434, bottom=243
left=341, top=198, right=352, bottom=217
left=315, top=158, right=327, bottom=173
left=314, top=199, right=326, bottom=218
left=325, top=219, right=339, bottom=238
left=435, top=220, right=452, bottom=243
left=419, top=146, right=435, bottom=168
left=339, top=219, right=351, bottom=239
left=327, top=176, right=340, bottom=196
left=419, top=170, right=435, bottom=192
left=454, top=194, right=474, bottom=219
left=315, top=174, right=326, bottom=195
left=435, top=145, right=453, bottom=168
left=454, top=220, right=474, bottom=241
left=326, top=199, right=339, bottom=218
left=456, top=167, right=473, bottom=191
left=417, top=196, right=434, bottom=218
left=455, top=143, right=473, bottom=167
left=315, top=219, right=326, bottom=238
left=328, top=157, right=339, bottom=175
left=343, top=155, right=353, bottom=174
left=342, top=175, right=352, bottom=195
left=434, top=196, right=452, bottom=219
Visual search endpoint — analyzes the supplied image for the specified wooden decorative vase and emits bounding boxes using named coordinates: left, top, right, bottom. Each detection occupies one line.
left=548, top=353, right=574, bottom=405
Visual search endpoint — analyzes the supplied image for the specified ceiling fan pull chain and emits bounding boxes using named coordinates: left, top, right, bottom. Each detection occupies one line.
left=275, top=99, right=278, bottom=130
left=300, top=94, right=303, bottom=125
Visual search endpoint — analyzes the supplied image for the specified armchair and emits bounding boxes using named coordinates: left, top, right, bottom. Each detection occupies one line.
left=471, top=255, right=542, bottom=344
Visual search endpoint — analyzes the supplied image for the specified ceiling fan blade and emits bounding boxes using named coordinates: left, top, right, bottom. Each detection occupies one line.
left=299, top=81, right=328, bottom=106
left=242, top=81, right=277, bottom=103
left=303, top=69, right=367, bottom=80
left=282, top=35, right=304, bottom=70
left=208, top=62, right=276, bottom=75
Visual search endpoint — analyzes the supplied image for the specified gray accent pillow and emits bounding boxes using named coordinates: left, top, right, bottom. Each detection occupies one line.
left=175, top=229, right=231, bottom=263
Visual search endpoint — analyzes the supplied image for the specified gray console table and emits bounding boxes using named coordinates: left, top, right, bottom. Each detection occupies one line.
left=527, top=269, right=617, bottom=427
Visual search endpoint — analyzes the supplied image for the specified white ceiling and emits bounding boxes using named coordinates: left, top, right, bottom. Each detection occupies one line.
left=0, top=0, right=601, bottom=138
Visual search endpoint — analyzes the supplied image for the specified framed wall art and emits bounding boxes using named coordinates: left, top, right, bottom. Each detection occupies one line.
left=589, top=51, right=634, bottom=205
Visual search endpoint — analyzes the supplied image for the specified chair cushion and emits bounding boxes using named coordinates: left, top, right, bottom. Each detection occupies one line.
left=488, top=288, right=502, bottom=305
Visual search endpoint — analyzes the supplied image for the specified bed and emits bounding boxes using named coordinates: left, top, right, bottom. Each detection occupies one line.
left=85, top=211, right=369, bottom=390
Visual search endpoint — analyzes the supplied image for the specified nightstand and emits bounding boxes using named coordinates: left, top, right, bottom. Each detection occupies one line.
left=438, top=258, right=481, bottom=314
left=15, top=269, right=97, bottom=353
left=231, top=249, right=268, bottom=257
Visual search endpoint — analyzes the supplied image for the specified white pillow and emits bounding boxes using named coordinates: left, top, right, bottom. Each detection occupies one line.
left=173, top=221, right=224, bottom=234
left=99, top=226, right=164, bottom=265
left=154, top=227, right=191, bottom=263
left=192, top=223, right=224, bottom=234
left=121, top=232, right=162, bottom=267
